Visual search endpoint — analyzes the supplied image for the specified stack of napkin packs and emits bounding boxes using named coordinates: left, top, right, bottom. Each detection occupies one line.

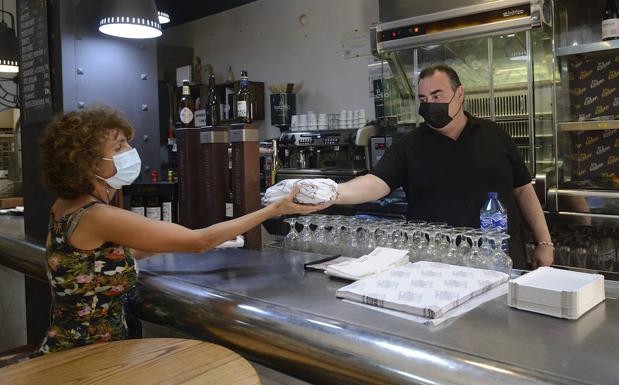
left=324, top=247, right=409, bottom=280
left=262, top=178, right=338, bottom=205
left=507, top=267, right=605, bottom=319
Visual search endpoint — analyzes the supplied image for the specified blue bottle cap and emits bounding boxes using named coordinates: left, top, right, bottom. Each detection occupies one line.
left=488, top=192, right=498, bottom=199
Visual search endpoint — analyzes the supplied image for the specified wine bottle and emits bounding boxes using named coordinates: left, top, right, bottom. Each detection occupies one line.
left=130, top=196, right=145, bottom=216
left=146, top=196, right=161, bottom=221
left=161, top=195, right=173, bottom=223
left=179, top=80, right=194, bottom=127
left=206, top=75, right=220, bottom=126
left=236, top=70, right=252, bottom=123
left=603, top=0, right=619, bottom=41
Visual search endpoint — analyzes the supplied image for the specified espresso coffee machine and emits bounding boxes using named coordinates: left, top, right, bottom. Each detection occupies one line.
left=277, top=126, right=377, bottom=183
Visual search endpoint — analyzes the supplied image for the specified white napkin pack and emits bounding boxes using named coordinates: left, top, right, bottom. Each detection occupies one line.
left=262, top=178, right=338, bottom=205
left=336, top=261, right=509, bottom=318
left=324, top=247, right=409, bottom=280
left=507, top=267, right=605, bottom=319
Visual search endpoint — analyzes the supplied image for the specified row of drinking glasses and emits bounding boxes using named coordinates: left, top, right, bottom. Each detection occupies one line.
left=283, top=215, right=513, bottom=274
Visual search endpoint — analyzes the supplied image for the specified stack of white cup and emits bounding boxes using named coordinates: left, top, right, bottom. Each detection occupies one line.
left=289, top=109, right=366, bottom=131
left=306, top=111, right=317, bottom=130
left=338, top=109, right=366, bottom=129
left=318, top=113, right=328, bottom=130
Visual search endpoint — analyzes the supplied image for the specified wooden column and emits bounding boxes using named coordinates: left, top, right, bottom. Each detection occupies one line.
left=230, top=123, right=261, bottom=249
left=176, top=128, right=206, bottom=229
left=199, top=126, right=229, bottom=226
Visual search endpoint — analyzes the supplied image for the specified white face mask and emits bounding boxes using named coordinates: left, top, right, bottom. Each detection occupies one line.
left=96, top=148, right=141, bottom=189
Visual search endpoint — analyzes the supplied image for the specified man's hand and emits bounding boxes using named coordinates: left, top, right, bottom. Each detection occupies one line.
left=531, top=245, right=554, bottom=268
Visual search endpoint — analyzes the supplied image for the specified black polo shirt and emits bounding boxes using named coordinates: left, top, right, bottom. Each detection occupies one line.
left=370, top=112, right=531, bottom=267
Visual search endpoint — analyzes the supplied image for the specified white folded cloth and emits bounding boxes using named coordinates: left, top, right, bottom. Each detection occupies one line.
left=262, top=178, right=338, bottom=205
left=325, top=247, right=409, bottom=280
left=215, top=235, right=244, bottom=249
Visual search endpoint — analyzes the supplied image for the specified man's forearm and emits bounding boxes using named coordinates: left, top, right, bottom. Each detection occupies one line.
left=336, top=174, right=391, bottom=205
left=514, top=183, right=551, bottom=243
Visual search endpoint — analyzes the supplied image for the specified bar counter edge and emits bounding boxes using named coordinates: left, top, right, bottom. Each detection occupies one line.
left=1, top=221, right=617, bottom=385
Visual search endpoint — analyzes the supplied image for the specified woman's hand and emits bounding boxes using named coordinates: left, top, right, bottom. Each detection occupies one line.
left=271, top=185, right=333, bottom=216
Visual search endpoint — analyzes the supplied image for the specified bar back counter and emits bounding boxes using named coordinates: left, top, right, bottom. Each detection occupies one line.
left=1, top=218, right=618, bottom=385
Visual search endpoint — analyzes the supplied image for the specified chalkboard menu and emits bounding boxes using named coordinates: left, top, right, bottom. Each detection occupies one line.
left=17, top=0, right=53, bottom=124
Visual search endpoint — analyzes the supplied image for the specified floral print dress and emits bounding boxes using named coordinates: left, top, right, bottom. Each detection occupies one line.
left=38, top=201, right=138, bottom=354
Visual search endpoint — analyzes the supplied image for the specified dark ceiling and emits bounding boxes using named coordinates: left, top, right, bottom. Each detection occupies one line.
left=155, top=0, right=259, bottom=28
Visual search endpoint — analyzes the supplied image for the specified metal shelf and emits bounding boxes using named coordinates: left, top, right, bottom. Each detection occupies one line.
left=558, top=120, right=619, bottom=131
left=557, top=40, right=619, bottom=57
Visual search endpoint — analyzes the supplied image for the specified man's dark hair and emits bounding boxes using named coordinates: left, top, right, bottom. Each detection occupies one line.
left=418, top=64, right=462, bottom=91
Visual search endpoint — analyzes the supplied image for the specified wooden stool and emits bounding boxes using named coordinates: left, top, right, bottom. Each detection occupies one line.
left=0, top=338, right=261, bottom=385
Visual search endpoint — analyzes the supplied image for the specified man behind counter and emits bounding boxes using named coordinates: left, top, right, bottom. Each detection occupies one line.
left=333, top=64, right=553, bottom=269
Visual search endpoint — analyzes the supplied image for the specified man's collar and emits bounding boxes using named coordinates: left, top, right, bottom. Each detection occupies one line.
left=464, top=111, right=481, bottom=128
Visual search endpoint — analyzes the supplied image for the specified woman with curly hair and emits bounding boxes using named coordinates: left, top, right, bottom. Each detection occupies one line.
left=37, top=105, right=325, bottom=354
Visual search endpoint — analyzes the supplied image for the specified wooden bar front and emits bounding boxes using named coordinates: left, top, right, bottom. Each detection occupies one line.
left=230, top=123, right=261, bottom=249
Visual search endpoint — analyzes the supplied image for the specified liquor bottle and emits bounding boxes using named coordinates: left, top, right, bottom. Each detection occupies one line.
left=206, top=75, right=220, bottom=126
left=146, top=196, right=161, bottom=220
left=603, top=0, right=619, bottom=41
left=226, top=169, right=234, bottom=219
left=179, top=80, right=194, bottom=127
left=130, top=196, right=145, bottom=216
left=236, top=70, right=252, bottom=123
left=167, top=125, right=176, bottom=152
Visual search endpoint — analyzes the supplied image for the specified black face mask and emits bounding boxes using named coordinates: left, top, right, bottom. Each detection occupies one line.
left=418, top=91, right=461, bottom=129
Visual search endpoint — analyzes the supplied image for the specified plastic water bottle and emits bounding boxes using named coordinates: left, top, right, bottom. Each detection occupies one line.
left=480, top=192, right=507, bottom=232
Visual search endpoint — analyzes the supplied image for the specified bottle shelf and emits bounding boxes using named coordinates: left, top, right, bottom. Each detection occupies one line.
left=557, top=40, right=619, bottom=57
left=558, top=120, right=619, bottom=131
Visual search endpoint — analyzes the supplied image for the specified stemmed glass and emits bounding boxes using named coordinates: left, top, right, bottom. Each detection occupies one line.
left=479, top=231, right=496, bottom=268
left=466, top=230, right=486, bottom=269
left=410, top=225, right=431, bottom=262
left=337, top=219, right=357, bottom=257
left=420, top=223, right=447, bottom=262
left=345, top=217, right=364, bottom=257
left=310, top=215, right=329, bottom=254
left=443, top=227, right=463, bottom=265
left=296, top=216, right=314, bottom=252
left=458, top=230, right=474, bottom=265
left=487, top=232, right=513, bottom=274
left=283, top=217, right=300, bottom=250
left=323, top=218, right=341, bottom=255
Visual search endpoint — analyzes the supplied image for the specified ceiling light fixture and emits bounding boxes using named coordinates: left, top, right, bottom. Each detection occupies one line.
left=0, top=0, right=19, bottom=73
left=158, top=11, right=170, bottom=24
left=99, top=0, right=162, bottom=39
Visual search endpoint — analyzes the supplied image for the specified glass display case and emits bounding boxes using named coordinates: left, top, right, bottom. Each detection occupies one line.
left=553, top=0, right=619, bottom=191
left=373, top=29, right=555, bottom=176
left=370, top=0, right=618, bottom=278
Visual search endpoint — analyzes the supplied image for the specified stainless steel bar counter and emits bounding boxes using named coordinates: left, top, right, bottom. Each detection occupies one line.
left=1, top=217, right=618, bottom=384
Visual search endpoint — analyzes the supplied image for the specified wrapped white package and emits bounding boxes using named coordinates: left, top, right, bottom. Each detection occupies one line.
left=324, top=247, right=409, bottom=280
left=262, top=178, right=338, bottom=205
left=215, top=235, right=244, bottom=249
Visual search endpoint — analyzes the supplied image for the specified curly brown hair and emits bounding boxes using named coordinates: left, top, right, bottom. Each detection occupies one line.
left=40, top=106, right=135, bottom=198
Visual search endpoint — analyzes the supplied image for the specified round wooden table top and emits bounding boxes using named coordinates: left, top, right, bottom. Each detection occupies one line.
left=0, top=338, right=261, bottom=385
